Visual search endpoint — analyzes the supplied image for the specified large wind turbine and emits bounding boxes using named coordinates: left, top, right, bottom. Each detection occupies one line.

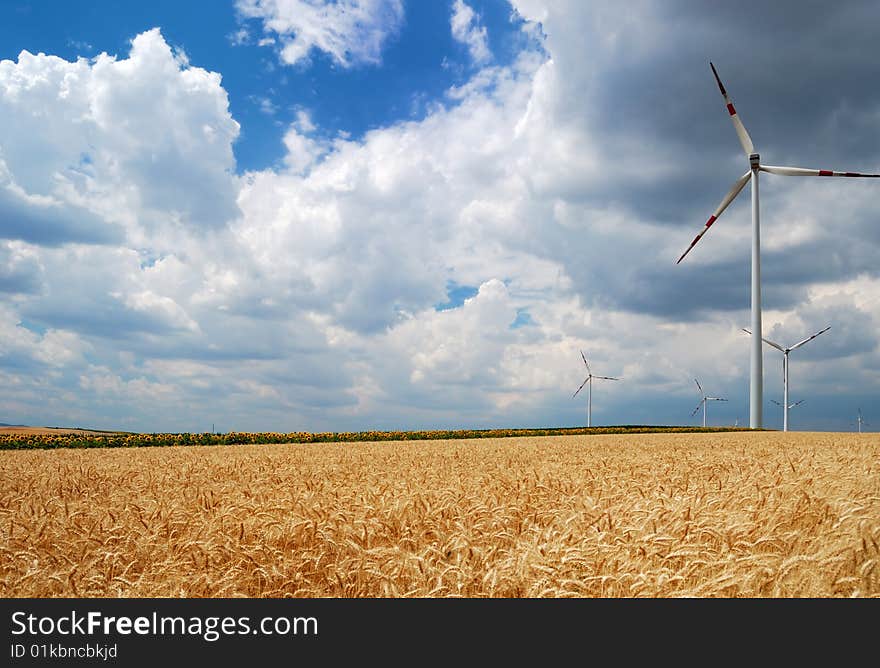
left=572, top=351, right=619, bottom=427
left=676, top=62, right=879, bottom=429
left=692, top=379, right=727, bottom=428
left=743, top=325, right=830, bottom=432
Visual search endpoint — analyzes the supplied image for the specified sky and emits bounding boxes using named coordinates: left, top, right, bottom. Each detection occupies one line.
left=1, top=0, right=878, bottom=433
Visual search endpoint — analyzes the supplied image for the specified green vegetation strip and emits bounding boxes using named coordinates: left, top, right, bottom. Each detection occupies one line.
left=0, top=426, right=757, bottom=450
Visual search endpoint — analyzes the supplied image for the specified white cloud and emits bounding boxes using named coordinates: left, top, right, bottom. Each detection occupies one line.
left=392, top=279, right=517, bottom=385
left=116, top=289, right=201, bottom=333
left=236, top=0, right=405, bottom=67
left=251, top=95, right=279, bottom=115
left=228, top=27, right=251, bottom=46
left=79, top=365, right=176, bottom=400
left=0, top=305, right=90, bottom=370
left=0, top=28, right=241, bottom=246
left=451, top=0, right=491, bottom=65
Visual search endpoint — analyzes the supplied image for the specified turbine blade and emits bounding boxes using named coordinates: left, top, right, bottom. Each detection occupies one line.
left=763, top=337, right=784, bottom=351
left=594, top=375, right=619, bottom=381
left=742, top=327, right=785, bottom=352
left=710, top=62, right=755, bottom=155
left=771, top=399, right=782, bottom=406
left=708, top=397, right=728, bottom=402
left=760, top=165, right=880, bottom=178
left=691, top=401, right=703, bottom=417
left=789, top=325, right=831, bottom=351
left=694, top=378, right=703, bottom=395
left=580, top=350, right=591, bottom=374
left=572, top=377, right=589, bottom=399
left=676, top=171, right=751, bottom=264
left=792, top=400, right=805, bottom=408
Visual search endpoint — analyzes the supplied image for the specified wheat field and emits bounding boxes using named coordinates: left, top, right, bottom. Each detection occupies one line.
left=1, top=431, right=877, bottom=597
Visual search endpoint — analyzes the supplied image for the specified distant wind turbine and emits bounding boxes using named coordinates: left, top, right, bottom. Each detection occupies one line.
left=692, top=378, right=727, bottom=428
left=743, top=325, right=830, bottom=432
left=572, top=351, right=619, bottom=428
left=676, top=62, right=879, bottom=429
left=855, top=408, right=869, bottom=434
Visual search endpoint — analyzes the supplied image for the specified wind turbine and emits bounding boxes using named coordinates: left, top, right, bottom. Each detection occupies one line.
left=572, top=351, right=619, bottom=427
left=743, top=325, right=830, bottom=432
left=691, top=379, right=727, bottom=428
left=855, top=408, right=869, bottom=434
left=676, top=62, right=879, bottom=429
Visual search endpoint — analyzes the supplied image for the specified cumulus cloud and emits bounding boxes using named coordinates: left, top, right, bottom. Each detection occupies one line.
left=0, top=28, right=241, bottom=246
left=235, top=0, right=405, bottom=67
left=392, top=279, right=517, bottom=386
left=451, top=0, right=491, bottom=65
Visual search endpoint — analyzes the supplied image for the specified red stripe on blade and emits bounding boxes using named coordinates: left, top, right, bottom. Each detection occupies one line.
left=726, top=103, right=736, bottom=116
left=819, top=170, right=833, bottom=176
left=705, top=215, right=717, bottom=228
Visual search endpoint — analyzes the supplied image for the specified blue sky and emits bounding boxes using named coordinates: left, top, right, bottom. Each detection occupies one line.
left=1, top=1, right=878, bottom=433
left=1, top=1, right=530, bottom=172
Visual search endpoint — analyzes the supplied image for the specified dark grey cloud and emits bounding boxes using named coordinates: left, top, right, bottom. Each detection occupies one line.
left=540, top=3, right=878, bottom=191
left=769, top=302, right=877, bottom=361
left=22, top=296, right=183, bottom=339
left=0, top=189, right=124, bottom=246
left=524, top=0, right=880, bottom=322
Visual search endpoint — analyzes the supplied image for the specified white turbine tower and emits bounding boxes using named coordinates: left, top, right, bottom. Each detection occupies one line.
left=692, top=379, right=727, bottom=428
left=676, top=62, right=879, bottom=429
left=572, top=351, right=619, bottom=428
left=743, top=325, right=830, bottom=432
